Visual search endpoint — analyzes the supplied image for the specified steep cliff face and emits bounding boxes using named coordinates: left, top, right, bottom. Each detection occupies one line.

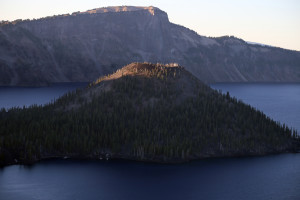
left=0, top=6, right=300, bottom=86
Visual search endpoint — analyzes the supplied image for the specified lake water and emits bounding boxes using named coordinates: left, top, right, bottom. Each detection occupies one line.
left=211, top=83, right=300, bottom=133
left=0, top=83, right=88, bottom=109
left=0, top=155, right=299, bottom=200
left=0, top=83, right=300, bottom=200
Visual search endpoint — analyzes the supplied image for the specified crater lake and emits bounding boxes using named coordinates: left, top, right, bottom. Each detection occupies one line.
left=0, top=83, right=299, bottom=200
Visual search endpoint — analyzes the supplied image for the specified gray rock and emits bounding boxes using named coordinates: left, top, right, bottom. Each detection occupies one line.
left=0, top=6, right=299, bottom=86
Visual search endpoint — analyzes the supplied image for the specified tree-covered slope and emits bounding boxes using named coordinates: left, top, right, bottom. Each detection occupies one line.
left=0, top=63, right=298, bottom=166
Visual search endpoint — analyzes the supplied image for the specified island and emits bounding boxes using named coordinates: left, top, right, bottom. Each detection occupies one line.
left=0, top=62, right=299, bottom=166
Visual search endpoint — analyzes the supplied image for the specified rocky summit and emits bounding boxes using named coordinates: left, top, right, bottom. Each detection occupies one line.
left=0, top=6, right=300, bottom=86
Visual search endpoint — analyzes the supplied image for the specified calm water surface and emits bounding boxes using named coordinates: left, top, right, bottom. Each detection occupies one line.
left=0, top=154, right=299, bottom=200
left=0, top=82, right=87, bottom=109
left=212, top=83, right=300, bottom=132
left=0, top=83, right=299, bottom=200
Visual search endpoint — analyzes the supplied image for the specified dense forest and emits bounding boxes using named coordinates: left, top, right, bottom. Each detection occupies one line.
left=0, top=63, right=299, bottom=166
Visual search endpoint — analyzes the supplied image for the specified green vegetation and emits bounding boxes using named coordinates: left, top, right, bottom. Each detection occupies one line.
left=0, top=63, right=298, bottom=166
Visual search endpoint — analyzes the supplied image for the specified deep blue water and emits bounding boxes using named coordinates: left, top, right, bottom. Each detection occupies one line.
left=0, top=82, right=87, bottom=109
left=0, top=154, right=299, bottom=200
left=211, top=83, right=300, bottom=132
left=0, top=83, right=300, bottom=200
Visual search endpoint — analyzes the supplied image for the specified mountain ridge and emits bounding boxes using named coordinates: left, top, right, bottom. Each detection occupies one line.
left=82, top=6, right=161, bottom=16
left=0, top=6, right=299, bottom=86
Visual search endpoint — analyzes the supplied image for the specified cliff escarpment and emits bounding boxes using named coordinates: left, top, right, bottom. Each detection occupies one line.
left=0, top=6, right=300, bottom=86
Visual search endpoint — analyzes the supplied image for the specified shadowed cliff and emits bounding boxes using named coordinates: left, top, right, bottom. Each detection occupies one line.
left=0, top=6, right=300, bottom=86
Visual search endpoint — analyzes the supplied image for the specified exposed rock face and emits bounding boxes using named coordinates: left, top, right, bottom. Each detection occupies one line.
left=0, top=6, right=300, bottom=86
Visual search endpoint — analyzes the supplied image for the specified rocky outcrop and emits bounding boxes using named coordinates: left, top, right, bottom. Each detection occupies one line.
left=0, top=6, right=299, bottom=86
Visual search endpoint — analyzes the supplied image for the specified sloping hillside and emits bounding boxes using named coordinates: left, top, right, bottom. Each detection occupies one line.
left=0, top=63, right=298, bottom=166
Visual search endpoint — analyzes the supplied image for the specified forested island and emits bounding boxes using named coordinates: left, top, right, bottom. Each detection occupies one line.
left=0, top=63, right=299, bottom=166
